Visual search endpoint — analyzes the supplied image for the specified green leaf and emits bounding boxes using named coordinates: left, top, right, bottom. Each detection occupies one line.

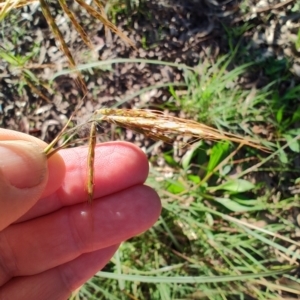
left=24, top=70, right=39, bottom=83
left=181, top=141, right=203, bottom=170
left=276, top=106, right=284, bottom=124
left=211, top=179, right=255, bottom=193
left=220, top=165, right=232, bottom=176
left=168, top=85, right=179, bottom=101
left=166, top=181, right=185, bottom=194
left=295, top=28, right=300, bottom=50
left=231, top=197, right=259, bottom=206
left=284, top=134, right=300, bottom=153
left=277, top=148, right=288, bottom=164
left=205, top=212, right=214, bottom=226
left=207, top=141, right=230, bottom=173
left=163, top=153, right=177, bottom=167
left=291, top=107, right=300, bottom=124
left=187, top=174, right=201, bottom=184
left=0, top=51, right=19, bottom=66
left=213, top=197, right=254, bottom=212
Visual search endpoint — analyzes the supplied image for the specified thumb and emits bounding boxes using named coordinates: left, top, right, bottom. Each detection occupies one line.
left=0, top=140, right=48, bottom=230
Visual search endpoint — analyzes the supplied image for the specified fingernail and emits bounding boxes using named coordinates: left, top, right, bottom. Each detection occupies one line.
left=0, top=141, right=47, bottom=189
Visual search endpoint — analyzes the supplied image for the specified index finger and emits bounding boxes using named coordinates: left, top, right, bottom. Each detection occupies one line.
left=18, top=141, right=150, bottom=221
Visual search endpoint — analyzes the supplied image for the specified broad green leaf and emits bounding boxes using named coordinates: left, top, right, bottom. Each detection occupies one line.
left=277, top=148, right=288, bottom=164
left=284, top=134, right=300, bottom=153
left=210, top=179, right=255, bottom=193
left=167, top=181, right=185, bottom=194
left=212, top=197, right=255, bottom=212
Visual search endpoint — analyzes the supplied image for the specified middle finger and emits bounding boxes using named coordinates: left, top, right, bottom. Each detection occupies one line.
left=0, top=185, right=160, bottom=285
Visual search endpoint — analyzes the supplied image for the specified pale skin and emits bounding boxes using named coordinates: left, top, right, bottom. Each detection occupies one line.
left=0, top=128, right=161, bottom=300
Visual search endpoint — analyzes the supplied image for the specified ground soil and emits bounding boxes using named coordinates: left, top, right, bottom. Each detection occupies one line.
left=1, top=0, right=299, bottom=144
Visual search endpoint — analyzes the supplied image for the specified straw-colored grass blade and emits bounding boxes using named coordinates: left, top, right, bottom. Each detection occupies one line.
left=39, top=0, right=87, bottom=93
left=74, top=0, right=136, bottom=49
left=58, top=0, right=93, bottom=49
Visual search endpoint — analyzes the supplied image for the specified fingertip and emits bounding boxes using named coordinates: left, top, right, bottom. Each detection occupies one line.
left=130, top=185, right=162, bottom=228
left=146, top=186, right=162, bottom=223
left=0, top=128, right=67, bottom=199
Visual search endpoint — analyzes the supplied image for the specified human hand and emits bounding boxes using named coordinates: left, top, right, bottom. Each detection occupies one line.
left=0, top=129, right=161, bottom=300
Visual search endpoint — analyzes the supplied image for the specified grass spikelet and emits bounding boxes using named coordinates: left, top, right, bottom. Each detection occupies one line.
left=39, top=0, right=87, bottom=93
left=23, top=76, right=52, bottom=103
left=92, top=0, right=112, bottom=43
left=93, top=108, right=269, bottom=151
left=58, top=0, right=93, bottom=49
left=87, top=122, right=97, bottom=203
left=74, top=0, right=136, bottom=49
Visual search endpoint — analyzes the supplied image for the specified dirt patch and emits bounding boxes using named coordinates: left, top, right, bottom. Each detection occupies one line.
left=0, top=0, right=299, bottom=144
